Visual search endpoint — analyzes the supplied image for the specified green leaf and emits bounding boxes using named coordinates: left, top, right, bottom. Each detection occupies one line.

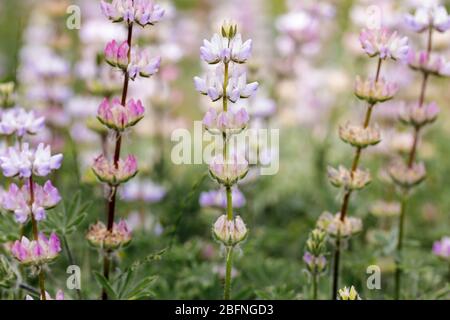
left=94, top=272, right=118, bottom=300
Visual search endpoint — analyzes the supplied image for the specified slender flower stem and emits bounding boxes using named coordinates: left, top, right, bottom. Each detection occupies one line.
left=312, top=273, right=318, bottom=300
left=394, top=195, right=407, bottom=300
left=28, top=175, right=47, bottom=300
left=224, top=246, right=234, bottom=300
left=103, top=22, right=134, bottom=300
left=226, top=186, right=233, bottom=220
left=331, top=58, right=383, bottom=300
left=395, top=26, right=433, bottom=300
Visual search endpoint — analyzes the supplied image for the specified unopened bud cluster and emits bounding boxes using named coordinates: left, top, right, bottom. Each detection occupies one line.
left=317, top=212, right=362, bottom=239
left=303, top=229, right=327, bottom=275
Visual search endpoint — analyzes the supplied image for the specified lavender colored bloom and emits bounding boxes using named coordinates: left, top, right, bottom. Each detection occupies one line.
left=408, top=50, right=450, bottom=77
left=194, top=65, right=258, bottom=103
left=11, top=232, right=61, bottom=266
left=1, top=181, right=61, bottom=223
left=92, top=154, right=138, bottom=185
left=359, top=28, right=409, bottom=61
left=0, top=143, right=63, bottom=178
left=432, top=236, right=450, bottom=261
left=0, top=108, right=45, bottom=137
left=405, top=5, right=450, bottom=33
left=199, top=187, right=246, bottom=209
left=121, top=179, right=166, bottom=203
left=200, top=34, right=230, bottom=64
left=128, top=48, right=161, bottom=80
left=229, top=34, right=252, bottom=64
left=101, top=0, right=164, bottom=27
left=97, top=97, right=145, bottom=131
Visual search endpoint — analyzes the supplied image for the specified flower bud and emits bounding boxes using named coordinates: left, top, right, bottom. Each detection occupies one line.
left=303, top=252, right=327, bottom=274
left=97, top=97, right=145, bottom=131
left=327, top=165, right=371, bottom=190
left=339, top=123, right=381, bottom=148
left=388, top=161, right=426, bottom=188
left=92, top=154, right=138, bottom=186
left=338, top=286, right=361, bottom=300
left=86, top=220, right=132, bottom=250
left=0, top=82, right=15, bottom=107
left=10, top=233, right=61, bottom=266
left=221, top=20, right=237, bottom=39
left=212, top=215, right=248, bottom=246
left=209, top=154, right=249, bottom=187
left=354, top=76, right=398, bottom=104
left=399, top=102, right=439, bottom=128
left=104, top=40, right=129, bottom=71
left=317, top=212, right=362, bottom=238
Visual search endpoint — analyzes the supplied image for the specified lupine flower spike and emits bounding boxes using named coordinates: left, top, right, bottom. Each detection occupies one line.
left=391, top=3, right=450, bottom=300
left=94, top=0, right=164, bottom=300
left=326, top=25, right=407, bottom=300
left=194, top=21, right=257, bottom=300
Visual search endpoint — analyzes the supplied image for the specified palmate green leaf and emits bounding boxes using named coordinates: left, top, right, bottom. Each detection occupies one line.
left=125, top=276, right=157, bottom=300
left=94, top=272, right=118, bottom=300
left=42, top=191, right=90, bottom=235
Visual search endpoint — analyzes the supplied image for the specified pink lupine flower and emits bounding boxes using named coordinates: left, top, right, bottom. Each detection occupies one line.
left=213, top=215, right=248, bottom=246
left=128, top=49, right=161, bottom=80
left=405, top=5, right=450, bottom=33
left=11, top=233, right=61, bottom=266
left=399, top=102, right=439, bottom=127
left=209, top=153, right=249, bottom=187
left=92, top=154, right=138, bottom=185
left=359, top=28, right=409, bottom=61
left=408, top=50, right=450, bottom=77
left=200, top=34, right=231, bottom=64
left=0, top=143, right=63, bottom=178
left=101, top=0, right=164, bottom=27
left=86, top=220, right=132, bottom=250
left=199, top=187, right=246, bottom=209
left=193, top=68, right=224, bottom=102
left=1, top=181, right=61, bottom=223
left=0, top=108, right=45, bottom=137
left=203, top=107, right=249, bottom=134
left=26, top=290, right=64, bottom=300
left=432, top=236, right=450, bottom=261
left=105, top=40, right=129, bottom=70
left=97, top=97, right=145, bottom=131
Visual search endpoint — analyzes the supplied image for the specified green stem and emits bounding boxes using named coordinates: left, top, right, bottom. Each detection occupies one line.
left=226, top=186, right=233, bottom=220
left=394, top=195, right=407, bottom=300
left=224, top=246, right=234, bottom=300
left=312, top=273, right=318, bottom=300
left=38, top=269, right=46, bottom=300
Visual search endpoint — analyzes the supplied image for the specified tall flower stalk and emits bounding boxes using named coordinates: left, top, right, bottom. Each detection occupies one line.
left=323, top=27, right=408, bottom=299
left=92, top=0, right=164, bottom=300
left=194, top=21, right=258, bottom=299
left=0, top=84, right=63, bottom=300
left=391, top=5, right=450, bottom=299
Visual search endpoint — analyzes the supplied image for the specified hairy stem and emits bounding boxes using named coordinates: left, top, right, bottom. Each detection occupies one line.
left=224, top=246, right=234, bottom=300
left=103, top=22, right=133, bottom=300
left=312, top=273, right=318, bottom=300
